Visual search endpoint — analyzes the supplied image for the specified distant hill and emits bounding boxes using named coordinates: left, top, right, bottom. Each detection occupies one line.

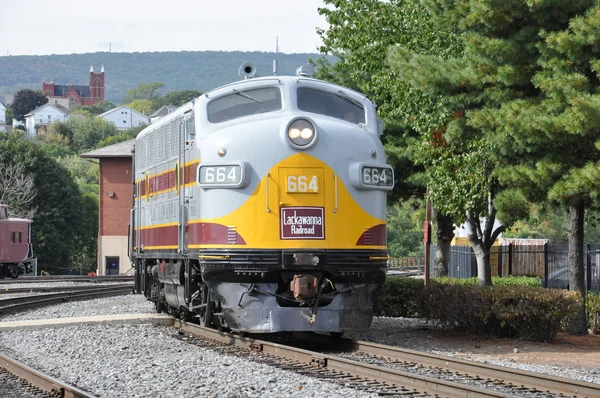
left=0, top=51, right=329, bottom=104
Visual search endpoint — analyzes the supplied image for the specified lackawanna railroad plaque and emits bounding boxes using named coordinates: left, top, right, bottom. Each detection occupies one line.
left=280, top=207, right=324, bottom=239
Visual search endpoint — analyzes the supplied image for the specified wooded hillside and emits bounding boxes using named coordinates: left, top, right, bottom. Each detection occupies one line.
left=0, top=51, right=325, bottom=103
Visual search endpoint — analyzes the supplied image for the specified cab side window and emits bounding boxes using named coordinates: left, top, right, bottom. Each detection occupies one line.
left=208, top=87, right=282, bottom=123
left=297, top=88, right=365, bottom=124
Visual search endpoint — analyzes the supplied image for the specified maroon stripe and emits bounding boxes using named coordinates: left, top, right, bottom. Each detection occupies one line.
left=136, top=162, right=199, bottom=198
left=188, top=223, right=246, bottom=245
left=356, top=224, right=387, bottom=246
left=136, top=222, right=246, bottom=247
left=139, top=225, right=178, bottom=247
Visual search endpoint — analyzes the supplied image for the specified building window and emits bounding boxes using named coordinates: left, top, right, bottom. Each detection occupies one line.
left=123, top=120, right=127, bottom=123
left=48, top=115, right=51, bottom=120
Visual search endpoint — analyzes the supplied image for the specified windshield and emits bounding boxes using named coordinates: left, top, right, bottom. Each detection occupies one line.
left=297, top=87, right=365, bottom=124
left=208, top=87, right=282, bottom=123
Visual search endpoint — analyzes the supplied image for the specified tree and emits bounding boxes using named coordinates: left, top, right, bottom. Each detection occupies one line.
left=11, top=89, right=48, bottom=122
left=127, top=99, right=153, bottom=115
left=0, top=161, right=37, bottom=219
left=5, top=106, right=13, bottom=125
left=121, top=82, right=164, bottom=104
left=154, top=89, right=202, bottom=108
left=58, top=155, right=99, bottom=274
left=390, top=0, right=599, bottom=333
left=317, top=0, right=463, bottom=276
left=0, top=133, right=84, bottom=274
left=74, top=100, right=116, bottom=116
left=38, top=122, right=74, bottom=158
left=386, top=198, right=425, bottom=258
left=58, top=116, right=121, bottom=154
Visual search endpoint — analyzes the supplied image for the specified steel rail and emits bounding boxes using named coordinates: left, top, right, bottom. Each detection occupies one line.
left=0, top=353, right=96, bottom=398
left=174, top=320, right=520, bottom=398
left=347, top=339, right=600, bottom=398
left=0, top=285, right=133, bottom=315
left=0, top=285, right=125, bottom=295
left=0, top=275, right=134, bottom=284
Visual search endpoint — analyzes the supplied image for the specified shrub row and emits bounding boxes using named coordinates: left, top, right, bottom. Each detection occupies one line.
left=588, top=292, right=600, bottom=334
left=434, top=276, right=542, bottom=287
left=379, top=277, right=582, bottom=342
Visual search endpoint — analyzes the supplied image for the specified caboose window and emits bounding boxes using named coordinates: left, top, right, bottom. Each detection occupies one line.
left=208, top=87, right=282, bottom=123
left=297, top=88, right=365, bottom=125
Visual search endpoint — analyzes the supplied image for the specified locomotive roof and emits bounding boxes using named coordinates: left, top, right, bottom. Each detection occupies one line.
left=134, top=75, right=373, bottom=142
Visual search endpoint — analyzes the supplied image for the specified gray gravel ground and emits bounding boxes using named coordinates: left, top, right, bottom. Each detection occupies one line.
left=346, top=317, right=600, bottom=385
left=0, top=294, right=153, bottom=322
left=0, top=324, right=378, bottom=398
left=0, top=295, right=377, bottom=398
left=1, top=294, right=597, bottom=398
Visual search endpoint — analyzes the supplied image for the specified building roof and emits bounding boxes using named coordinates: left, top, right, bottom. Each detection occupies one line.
left=80, top=138, right=135, bottom=159
left=99, top=105, right=150, bottom=120
left=24, top=103, right=70, bottom=117
left=50, top=84, right=90, bottom=98
left=149, top=104, right=179, bottom=118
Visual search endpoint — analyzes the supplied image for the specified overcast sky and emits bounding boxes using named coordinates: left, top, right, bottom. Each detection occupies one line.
left=0, top=0, right=328, bottom=56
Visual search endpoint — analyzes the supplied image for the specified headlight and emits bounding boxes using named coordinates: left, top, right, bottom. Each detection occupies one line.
left=288, top=119, right=315, bottom=146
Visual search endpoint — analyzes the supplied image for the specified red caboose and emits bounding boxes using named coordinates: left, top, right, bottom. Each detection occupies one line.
left=0, top=204, right=33, bottom=278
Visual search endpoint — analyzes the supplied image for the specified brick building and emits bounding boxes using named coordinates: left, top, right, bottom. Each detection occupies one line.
left=81, top=139, right=134, bottom=275
left=43, top=65, right=105, bottom=107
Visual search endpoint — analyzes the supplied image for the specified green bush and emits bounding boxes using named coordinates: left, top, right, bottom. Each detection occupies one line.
left=434, top=276, right=541, bottom=287
left=379, top=277, right=424, bottom=317
left=422, top=284, right=580, bottom=342
left=588, top=292, right=600, bottom=334
left=491, top=286, right=581, bottom=342
left=379, top=277, right=580, bottom=342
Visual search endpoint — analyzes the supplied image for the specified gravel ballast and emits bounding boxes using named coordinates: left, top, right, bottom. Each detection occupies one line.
left=346, top=317, right=600, bottom=385
left=0, top=324, right=378, bottom=398
left=0, top=295, right=377, bottom=398
left=1, top=294, right=598, bottom=397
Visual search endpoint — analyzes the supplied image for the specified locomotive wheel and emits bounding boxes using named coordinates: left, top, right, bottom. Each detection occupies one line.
left=198, top=284, right=214, bottom=327
left=7, top=265, right=19, bottom=279
left=155, top=288, right=165, bottom=313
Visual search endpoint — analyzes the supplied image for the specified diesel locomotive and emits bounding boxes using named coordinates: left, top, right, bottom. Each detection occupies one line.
left=130, top=64, right=394, bottom=334
left=0, top=204, right=33, bottom=278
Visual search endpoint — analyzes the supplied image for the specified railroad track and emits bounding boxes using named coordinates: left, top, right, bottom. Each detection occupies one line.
left=0, top=285, right=133, bottom=315
left=173, top=320, right=600, bottom=398
left=0, top=275, right=134, bottom=284
left=0, top=285, right=127, bottom=295
left=0, top=353, right=95, bottom=398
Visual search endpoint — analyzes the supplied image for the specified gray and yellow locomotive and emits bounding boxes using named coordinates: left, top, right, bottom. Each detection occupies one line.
left=131, top=64, right=394, bottom=333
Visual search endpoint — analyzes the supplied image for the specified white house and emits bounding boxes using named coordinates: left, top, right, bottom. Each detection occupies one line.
left=99, top=106, right=149, bottom=130
left=0, top=101, right=6, bottom=132
left=149, top=104, right=179, bottom=124
left=24, top=103, right=70, bottom=137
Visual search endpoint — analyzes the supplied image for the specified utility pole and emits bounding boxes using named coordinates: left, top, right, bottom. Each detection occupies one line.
left=273, top=36, right=279, bottom=76
left=423, top=189, right=432, bottom=286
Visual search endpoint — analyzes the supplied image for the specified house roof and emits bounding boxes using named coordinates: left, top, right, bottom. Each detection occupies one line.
left=50, top=84, right=90, bottom=98
left=24, top=103, right=70, bottom=117
left=99, top=105, right=150, bottom=120
left=80, top=138, right=135, bottom=159
left=149, top=104, right=179, bottom=118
